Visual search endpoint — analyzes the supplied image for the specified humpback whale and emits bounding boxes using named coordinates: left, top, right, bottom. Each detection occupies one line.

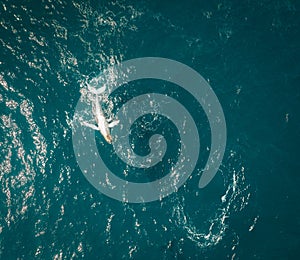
left=82, top=85, right=119, bottom=144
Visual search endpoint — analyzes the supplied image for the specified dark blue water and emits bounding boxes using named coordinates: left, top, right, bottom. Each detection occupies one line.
left=1, top=0, right=299, bottom=259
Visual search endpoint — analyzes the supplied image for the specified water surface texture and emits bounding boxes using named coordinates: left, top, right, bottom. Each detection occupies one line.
left=0, top=0, right=299, bottom=259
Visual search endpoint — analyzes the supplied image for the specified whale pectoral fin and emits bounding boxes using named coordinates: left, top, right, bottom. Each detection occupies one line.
left=82, top=121, right=99, bottom=130
left=88, top=85, right=106, bottom=95
left=108, top=120, right=119, bottom=128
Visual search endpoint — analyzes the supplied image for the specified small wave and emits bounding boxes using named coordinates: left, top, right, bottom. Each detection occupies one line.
left=0, top=76, right=47, bottom=232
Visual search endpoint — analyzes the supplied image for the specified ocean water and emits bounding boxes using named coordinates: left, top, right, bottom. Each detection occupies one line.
left=0, top=0, right=299, bottom=259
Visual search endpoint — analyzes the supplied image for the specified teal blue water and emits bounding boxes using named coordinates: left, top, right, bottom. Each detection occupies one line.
left=1, top=0, right=299, bottom=259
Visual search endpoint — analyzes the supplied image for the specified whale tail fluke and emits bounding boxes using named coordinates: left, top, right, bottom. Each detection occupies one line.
left=88, top=85, right=106, bottom=95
